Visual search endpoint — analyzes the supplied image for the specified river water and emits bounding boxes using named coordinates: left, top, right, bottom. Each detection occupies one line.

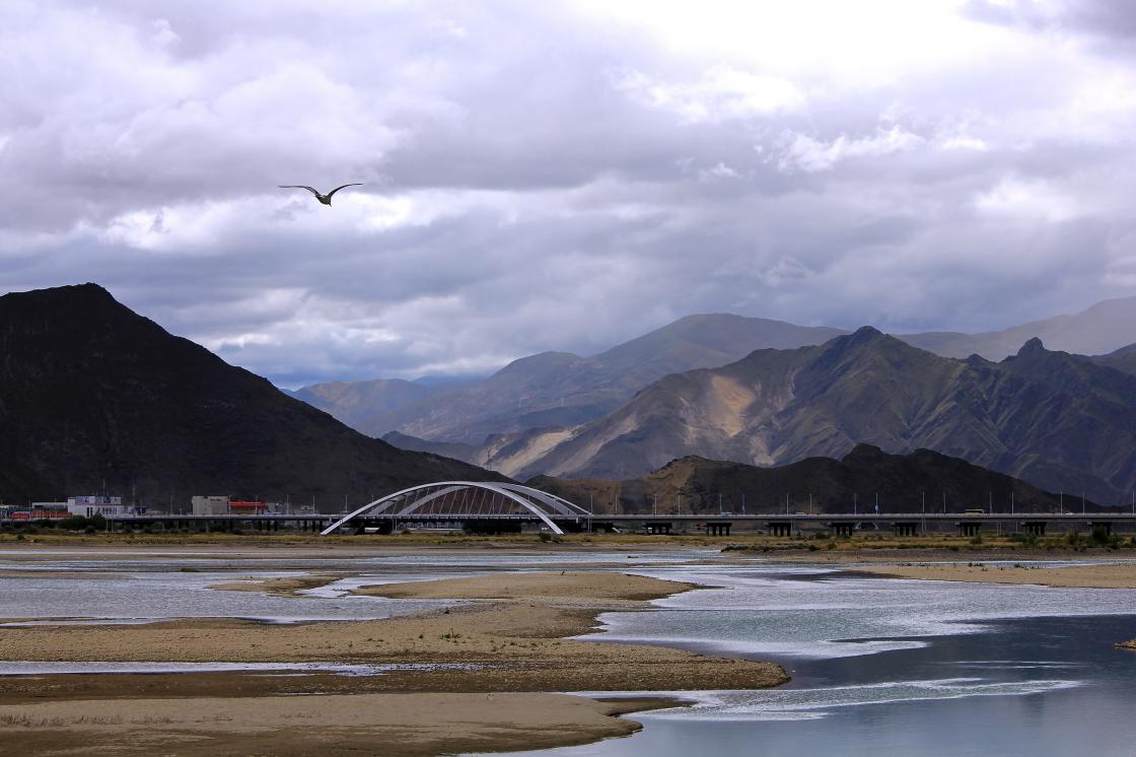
left=2, top=549, right=1134, bottom=755
left=492, top=563, right=1136, bottom=757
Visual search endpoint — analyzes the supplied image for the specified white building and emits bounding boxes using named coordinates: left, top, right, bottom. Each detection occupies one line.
left=66, top=495, right=133, bottom=518
left=191, top=495, right=231, bottom=516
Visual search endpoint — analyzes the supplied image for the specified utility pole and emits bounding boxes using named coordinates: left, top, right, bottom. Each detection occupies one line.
left=718, top=493, right=723, bottom=515
left=741, top=492, right=746, bottom=515
left=853, top=493, right=858, bottom=516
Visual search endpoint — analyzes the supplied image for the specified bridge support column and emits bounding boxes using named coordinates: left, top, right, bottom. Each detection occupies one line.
left=1022, top=521, right=1047, bottom=537
left=767, top=521, right=791, bottom=537
left=704, top=522, right=731, bottom=536
left=1091, top=521, right=1113, bottom=537
left=958, top=521, right=981, bottom=538
left=830, top=522, right=854, bottom=538
left=892, top=522, right=918, bottom=537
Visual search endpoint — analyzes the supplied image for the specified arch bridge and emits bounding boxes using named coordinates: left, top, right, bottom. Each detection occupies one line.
left=320, top=481, right=591, bottom=536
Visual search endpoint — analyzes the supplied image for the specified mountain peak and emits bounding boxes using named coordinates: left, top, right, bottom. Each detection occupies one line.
left=851, top=325, right=885, bottom=339
left=1018, top=337, right=1047, bottom=356
left=1, top=282, right=116, bottom=307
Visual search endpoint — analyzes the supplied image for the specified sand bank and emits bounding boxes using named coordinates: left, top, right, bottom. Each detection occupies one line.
left=0, top=570, right=786, bottom=755
left=208, top=574, right=340, bottom=595
left=358, top=570, right=697, bottom=601
left=860, top=561, right=1136, bottom=588
left=0, top=692, right=673, bottom=756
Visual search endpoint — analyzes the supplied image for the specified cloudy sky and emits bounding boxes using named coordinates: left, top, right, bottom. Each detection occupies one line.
left=3, top=1, right=1135, bottom=386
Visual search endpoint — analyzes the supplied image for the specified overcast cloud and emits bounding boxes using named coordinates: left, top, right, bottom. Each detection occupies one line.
left=2, top=0, right=1135, bottom=386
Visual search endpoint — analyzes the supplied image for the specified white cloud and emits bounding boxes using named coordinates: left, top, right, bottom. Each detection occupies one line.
left=974, top=176, right=1082, bottom=222
left=614, top=65, right=806, bottom=123
left=776, top=125, right=926, bottom=173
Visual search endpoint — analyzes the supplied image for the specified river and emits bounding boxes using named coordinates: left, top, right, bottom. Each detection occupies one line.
left=2, top=548, right=1134, bottom=755
left=490, top=563, right=1136, bottom=757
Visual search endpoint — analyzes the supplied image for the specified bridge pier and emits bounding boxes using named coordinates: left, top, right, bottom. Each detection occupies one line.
left=645, top=522, right=672, bottom=535
left=892, top=521, right=918, bottom=537
left=1091, top=521, right=1113, bottom=537
left=767, top=521, right=791, bottom=537
left=704, top=522, right=731, bottom=536
left=1022, top=521, right=1047, bottom=536
left=958, top=521, right=981, bottom=537
left=829, top=522, right=854, bottom=537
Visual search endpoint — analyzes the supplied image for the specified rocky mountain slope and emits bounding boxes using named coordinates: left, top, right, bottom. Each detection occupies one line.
left=1094, top=343, right=1136, bottom=376
left=513, top=329, right=1136, bottom=504
left=0, top=284, right=498, bottom=508
left=531, top=444, right=1095, bottom=515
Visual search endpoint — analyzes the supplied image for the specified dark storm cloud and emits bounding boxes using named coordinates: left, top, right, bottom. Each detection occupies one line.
left=2, top=0, right=1135, bottom=386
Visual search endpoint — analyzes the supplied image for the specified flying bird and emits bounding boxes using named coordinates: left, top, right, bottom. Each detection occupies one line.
left=278, top=183, right=363, bottom=205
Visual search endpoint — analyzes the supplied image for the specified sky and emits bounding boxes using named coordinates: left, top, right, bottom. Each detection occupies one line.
left=2, top=0, right=1135, bottom=387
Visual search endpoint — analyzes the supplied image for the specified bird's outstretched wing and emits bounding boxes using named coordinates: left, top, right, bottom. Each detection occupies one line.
left=325, top=183, right=364, bottom=199
left=278, top=185, right=322, bottom=197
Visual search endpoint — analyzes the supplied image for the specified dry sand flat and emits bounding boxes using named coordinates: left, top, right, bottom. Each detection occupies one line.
left=861, top=561, right=1136, bottom=588
left=0, top=570, right=786, bottom=755
left=208, top=573, right=342, bottom=595
left=0, top=692, right=671, bottom=757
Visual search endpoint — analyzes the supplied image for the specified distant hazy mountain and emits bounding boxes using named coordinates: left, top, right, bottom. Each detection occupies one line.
left=1094, top=343, right=1136, bottom=376
left=290, top=378, right=444, bottom=437
left=530, top=444, right=1096, bottom=515
left=900, top=296, right=1136, bottom=359
left=0, top=284, right=498, bottom=507
left=513, top=328, right=1136, bottom=503
left=307, top=313, right=844, bottom=441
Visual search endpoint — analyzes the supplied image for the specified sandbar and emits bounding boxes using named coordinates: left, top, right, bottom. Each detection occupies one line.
left=860, top=561, right=1136, bottom=588
left=0, top=570, right=786, bottom=755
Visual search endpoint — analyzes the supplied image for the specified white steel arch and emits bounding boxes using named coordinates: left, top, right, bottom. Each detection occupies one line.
left=320, top=481, right=588, bottom=536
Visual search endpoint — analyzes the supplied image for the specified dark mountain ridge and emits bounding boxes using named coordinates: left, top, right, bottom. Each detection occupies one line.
left=531, top=444, right=1102, bottom=516
left=0, top=284, right=499, bottom=508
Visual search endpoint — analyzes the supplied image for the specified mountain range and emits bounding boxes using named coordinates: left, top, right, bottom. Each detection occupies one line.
left=0, top=284, right=496, bottom=507
left=298, top=314, right=845, bottom=442
left=530, top=444, right=1099, bottom=515
left=503, top=329, right=1136, bottom=504
left=298, top=297, right=1136, bottom=451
